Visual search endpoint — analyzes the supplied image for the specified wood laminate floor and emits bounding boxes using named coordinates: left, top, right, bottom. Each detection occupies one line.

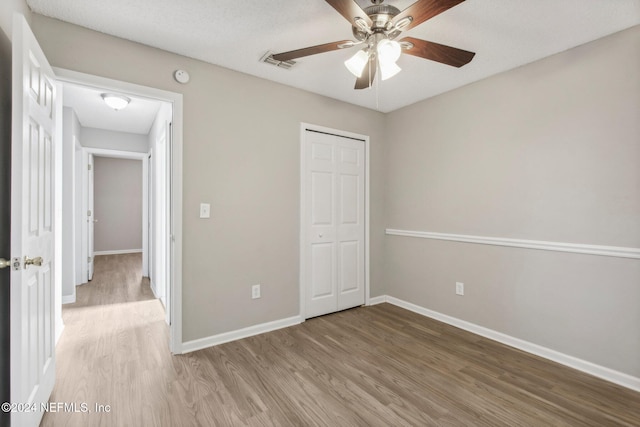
left=42, top=253, right=640, bottom=426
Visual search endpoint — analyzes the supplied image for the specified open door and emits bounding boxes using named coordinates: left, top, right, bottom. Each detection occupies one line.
left=10, top=13, right=57, bottom=427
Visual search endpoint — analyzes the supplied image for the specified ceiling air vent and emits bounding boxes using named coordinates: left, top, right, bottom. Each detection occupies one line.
left=260, top=52, right=296, bottom=70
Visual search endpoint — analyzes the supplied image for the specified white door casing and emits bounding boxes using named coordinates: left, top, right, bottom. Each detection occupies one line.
left=54, top=67, right=184, bottom=353
left=87, top=153, right=94, bottom=280
left=10, top=13, right=57, bottom=427
left=301, top=126, right=367, bottom=319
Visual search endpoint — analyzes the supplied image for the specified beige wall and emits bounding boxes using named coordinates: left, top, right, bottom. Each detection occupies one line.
left=384, top=26, right=640, bottom=377
left=93, top=157, right=143, bottom=253
left=30, top=14, right=386, bottom=341
left=0, top=0, right=30, bottom=40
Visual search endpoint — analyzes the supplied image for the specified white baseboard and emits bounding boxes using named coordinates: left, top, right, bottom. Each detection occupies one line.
left=368, top=295, right=387, bottom=305
left=374, top=295, right=640, bottom=392
left=181, top=315, right=303, bottom=354
left=149, top=279, right=159, bottom=299
left=94, top=249, right=143, bottom=256
left=61, top=294, right=76, bottom=304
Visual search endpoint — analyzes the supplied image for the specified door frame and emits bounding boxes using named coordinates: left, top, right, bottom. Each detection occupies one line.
left=54, top=68, right=184, bottom=354
left=299, top=123, right=370, bottom=320
left=81, top=148, right=149, bottom=277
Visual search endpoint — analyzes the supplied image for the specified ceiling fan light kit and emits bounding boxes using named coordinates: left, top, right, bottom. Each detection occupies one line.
left=379, top=59, right=401, bottom=81
left=345, top=49, right=370, bottom=77
left=269, top=0, right=476, bottom=90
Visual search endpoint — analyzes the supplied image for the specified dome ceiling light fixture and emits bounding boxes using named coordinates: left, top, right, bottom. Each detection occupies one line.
left=268, top=0, right=476, bottom=90
left=101, top=93, right=131, bottom=111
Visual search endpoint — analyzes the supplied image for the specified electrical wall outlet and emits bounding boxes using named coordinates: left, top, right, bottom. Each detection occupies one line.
left=455, top=282, right=464, bottom=296
left=252, top=284, right=261, bottom=299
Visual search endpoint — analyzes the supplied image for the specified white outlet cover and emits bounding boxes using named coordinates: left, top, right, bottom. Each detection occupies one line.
left=199, top=203, right=210, bottom=218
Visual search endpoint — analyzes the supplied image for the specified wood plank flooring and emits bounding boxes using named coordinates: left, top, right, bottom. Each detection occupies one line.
left=42, top=253, right=640, bottom=426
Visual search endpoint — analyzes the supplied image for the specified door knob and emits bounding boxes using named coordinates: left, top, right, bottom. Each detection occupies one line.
left=0, top=258, right=10, bottom=269
left=24, top=256, right=43, bottom=267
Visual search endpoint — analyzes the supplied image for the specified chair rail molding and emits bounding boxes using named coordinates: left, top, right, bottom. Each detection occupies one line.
left=385, top=229, right=640, bottom=259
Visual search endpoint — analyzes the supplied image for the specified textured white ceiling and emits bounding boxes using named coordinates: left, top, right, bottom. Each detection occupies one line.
left=30, top=0, right=640, bottom=112
left=63, top=82, right=161, bottom=135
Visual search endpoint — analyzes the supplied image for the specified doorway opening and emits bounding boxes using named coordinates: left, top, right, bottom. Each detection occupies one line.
left=55, top=69, right=183, bottom=353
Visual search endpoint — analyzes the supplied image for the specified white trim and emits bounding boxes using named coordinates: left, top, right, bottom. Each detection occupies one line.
left=376, top=295, right=640, bottom=392
left=182, top=316, right=303, bottom=354
left=299, top=123, right=370, bottom=320
left=61, top=294, right=76, bottom=305
left=365, top=133, right=370, bottom=307
left=84, top=148, right=148, bottom=160
left=53, top=68, right=184, bottom=355
left=386, top=229, right=640, bottom=259
left=367, top=295, right=387, bottom=305
left=149, top=279, right=159, bottom=299
left=142, top=156, right=149, bottom=276
left=55, top=322, right=65, bottom=345
left=94, top=249, right=143, bottom=256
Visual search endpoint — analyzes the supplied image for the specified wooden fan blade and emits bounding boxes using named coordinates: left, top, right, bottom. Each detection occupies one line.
left=325, top=0, right=373, bottom=27
left=272, top=40, right=352, bottom=62
left=355, top=57, right=377, bottom=90
left=392, top=0, right=465, bottom=32
left=400, top=37, right=475, bottom=67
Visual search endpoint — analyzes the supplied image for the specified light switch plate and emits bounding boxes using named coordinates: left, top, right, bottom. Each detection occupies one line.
left=199, top=203, right=211, bottom=218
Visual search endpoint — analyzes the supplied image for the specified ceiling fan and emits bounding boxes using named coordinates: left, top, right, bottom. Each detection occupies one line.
left=270, top=0, right=476, bottom=90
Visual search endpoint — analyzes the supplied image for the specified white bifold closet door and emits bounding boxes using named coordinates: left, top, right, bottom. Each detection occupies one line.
left=303, top=129, right=365, bottom=319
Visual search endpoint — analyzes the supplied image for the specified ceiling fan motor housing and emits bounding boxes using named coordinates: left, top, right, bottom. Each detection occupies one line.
left=352, top=4, right=401, bottom=41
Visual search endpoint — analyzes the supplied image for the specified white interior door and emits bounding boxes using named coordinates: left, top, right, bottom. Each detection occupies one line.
left=87, top=153, right=94, bottom=280
left=303, top=129, right=365, bottom=319
left=10, top=13, right=57, bottom=427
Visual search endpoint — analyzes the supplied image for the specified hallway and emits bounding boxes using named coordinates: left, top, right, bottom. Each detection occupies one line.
left=42, top=253, right=171, bottom=426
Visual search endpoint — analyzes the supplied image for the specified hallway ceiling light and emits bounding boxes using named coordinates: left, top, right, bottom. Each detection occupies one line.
left=101, top=93, right=131, bottom=111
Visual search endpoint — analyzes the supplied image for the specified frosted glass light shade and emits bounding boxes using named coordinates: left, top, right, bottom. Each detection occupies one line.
left=380, top=60, right=401, bottom=81
left=101, top=93, right=131, bottom=110
left=344, top=50, right=369, bottom=78
left=377, top=39, right=401, bottom=64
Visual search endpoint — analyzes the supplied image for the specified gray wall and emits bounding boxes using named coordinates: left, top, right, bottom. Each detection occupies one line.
left=93, top=157, right=143, bottom=252
left=82, top=127, right=149, bottom=153
left=30, top=13, right=387, bottom=342
left=383, top=26, right=640, bottom=377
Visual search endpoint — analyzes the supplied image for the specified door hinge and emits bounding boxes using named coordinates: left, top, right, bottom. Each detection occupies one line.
left=87, top=210, right=92, bottom=217
left=88, top=164, right=92, bottom=170
left=87, top=256, right=92, bottom=263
